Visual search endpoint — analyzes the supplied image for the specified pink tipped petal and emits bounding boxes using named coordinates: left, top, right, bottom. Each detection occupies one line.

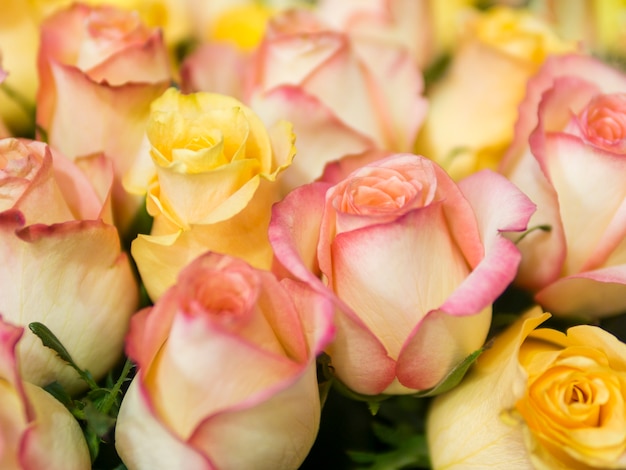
left=269, top=182, right=330, bottom=283
left=149, top=312, right=302, bottom=440
left=250, top=86, right=375, bottom=192
left=440, top=170, right=535, bottom=314
left=396, top=306, right=491, bottom=391
left=71, top=153, right=114, bottom=225
left=181, top=43, right=248, bottom=99
left=331, top=205, right=470, bottom=359
left=116, top=379, right=213, bottom=470
left=459, top=170, right=536, bottom=250
left=189, top=363, right=320, bottom=470
left=0, top=220, right=137, bottom=393
left=535, top=266, right=626, bottom=317
left=350, top=40, right=427, bottom=150
left=501, top=54, right=626, bottom=171
left=85, top=32, right=170, bottom=85
left=42, top=62, right=168, bottom=172
left=326, top=300, right=397, bottom=395
left=302, top=38, right=385, bottom=147
left=280, top=278, right=336, bottom=356
left=0, top=318, right=30, bottom=418
left=18, top=383, right=91, bottom=470
left=541, top=133, right=626, bottom=275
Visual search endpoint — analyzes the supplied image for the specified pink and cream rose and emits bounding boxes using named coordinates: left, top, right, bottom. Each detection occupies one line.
left=115, top=252, right=334, bottom=470
left=428, top=308, right=626, bottom=469
left=0, top=316, right=91, bottom=469
left=500, top=54, right=626, bottom=318
left=0, top=138, right=138, bottom=393
left=36, top=3, right=171, bottom=230
left=270, top=153, right=535, bottom=395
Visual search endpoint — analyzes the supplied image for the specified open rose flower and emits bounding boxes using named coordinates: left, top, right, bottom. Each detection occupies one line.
left=128, top=87, right=295, bottom=301
left=415, top=6, right=576, bottom=180
left=500, top=54, right=626, bottom=318
left=115, top=252, right=334, bottom=470
left=0, top=316, right=91, bottom=469
left=270, top=153, right=535, bottom=395
left=36, top=3, right=171, bottom=230
left=0, top=138, right=138, bottom=393
left=182, top=8, right=427, bottom=193
left=428, top=308, right=626, bottom=469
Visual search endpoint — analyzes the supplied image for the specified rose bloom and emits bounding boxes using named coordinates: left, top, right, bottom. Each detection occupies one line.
left=128, top=87, right=295, bottom=301
left=36, top=3, right=171, bottom=230
left=182, top=8, right=427, bottom=194
left=500, top=54, right=626, bottom=318
left=428, top=308, right=626, bottom=469
left=115, top=252, right=334, bottom=470
left=270, top=153, right=534, bottom=395
left=0, top=316, right=91, bottom=469
left=415, top=6, right=576, bottom=180
left=0, top=138, right=138, bottom=393
left=314, top=0, right=435, bottom=69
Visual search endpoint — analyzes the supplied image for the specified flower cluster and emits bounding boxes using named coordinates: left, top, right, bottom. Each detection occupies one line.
left=1, top=0, right=626, bottom=469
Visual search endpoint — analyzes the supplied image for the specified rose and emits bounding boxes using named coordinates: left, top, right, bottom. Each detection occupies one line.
left=314, top=0, right=435, bottom=69
left=36, top=3, right=171, bottom=230
left=0, top=316, right=91, bottom=469
left=499, top=54, right=626, bottom=318
left=0, top=138, right=138, bottom=393
left=427, top=308, right=626, bottom=469
left=115, top=252, right=334, bottom=470
left=182, top=8, right=427, bottom=194
left=415, top=6, right=576, bottom=180
left=270, top=153, right=535, bottom=395
left=128, top=87, right=295, bottom=301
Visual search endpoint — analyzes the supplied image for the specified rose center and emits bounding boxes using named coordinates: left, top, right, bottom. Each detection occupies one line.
left=577, top=93, right=626, bottom=153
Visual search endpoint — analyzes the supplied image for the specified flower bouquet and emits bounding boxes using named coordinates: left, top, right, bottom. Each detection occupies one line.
left=1, top=0, right=626, bottom=468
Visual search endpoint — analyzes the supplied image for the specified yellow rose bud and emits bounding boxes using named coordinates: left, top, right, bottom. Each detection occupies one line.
left=129, top=87, right=295, bottom=301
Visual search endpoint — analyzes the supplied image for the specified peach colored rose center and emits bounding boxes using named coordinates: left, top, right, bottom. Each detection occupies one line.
left=578, top=93, right=626, bottom=153
left=0, top=139, right=41, bottom=182
left=338, top=163, right=437, bottom=217
left=76, top=8, right=151, bottom=71
left=183, top=269, right=258, bottom=327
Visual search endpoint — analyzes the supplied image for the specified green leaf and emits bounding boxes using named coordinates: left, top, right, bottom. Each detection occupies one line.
left=412, top=347, right=485, bottom=398
left=348, top=434, right=430, bottom=470
left=28, top=322, right=99, bottom=390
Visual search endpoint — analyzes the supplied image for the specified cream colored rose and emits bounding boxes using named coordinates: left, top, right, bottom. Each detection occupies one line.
left=428, top=308, right=626, bottom=469
left=129, top=87, right=295, bottom=301
left=0, top=138, right=138, bottom=393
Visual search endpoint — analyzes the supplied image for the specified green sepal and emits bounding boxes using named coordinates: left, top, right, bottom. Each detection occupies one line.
left=411, top=346, right=486, bottom=398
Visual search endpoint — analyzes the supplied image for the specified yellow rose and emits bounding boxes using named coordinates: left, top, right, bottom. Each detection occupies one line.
left=415, top=6, right=576, bottom=180
left=128, top=87, right=295, bottom=301
left=428, top=308, right=626, bottom=469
